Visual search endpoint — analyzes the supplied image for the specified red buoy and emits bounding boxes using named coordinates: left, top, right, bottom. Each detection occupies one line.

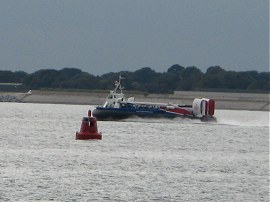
left=76, top=110, right=102, bottom=140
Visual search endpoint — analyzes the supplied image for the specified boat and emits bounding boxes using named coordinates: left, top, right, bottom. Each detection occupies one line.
left=92, top=76, right=217, bottom=122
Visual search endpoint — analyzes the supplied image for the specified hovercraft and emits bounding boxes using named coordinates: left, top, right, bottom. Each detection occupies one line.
left=92, top=76, right=216, bottom=122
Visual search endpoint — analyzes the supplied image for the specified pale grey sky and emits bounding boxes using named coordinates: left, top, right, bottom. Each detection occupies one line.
left=0, top=0, right=269, bottom=75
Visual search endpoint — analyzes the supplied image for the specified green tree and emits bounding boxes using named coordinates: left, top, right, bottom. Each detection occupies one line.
left=179, top=66, right=203, bottom=90
left=198, top=66, right=226, bottom=89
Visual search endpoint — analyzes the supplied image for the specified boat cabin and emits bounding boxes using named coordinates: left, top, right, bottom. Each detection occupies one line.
left=102, top=90, right=124, bottom=108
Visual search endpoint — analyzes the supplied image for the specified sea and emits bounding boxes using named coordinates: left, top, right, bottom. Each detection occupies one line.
left=0, top=103, right=269, bottom=202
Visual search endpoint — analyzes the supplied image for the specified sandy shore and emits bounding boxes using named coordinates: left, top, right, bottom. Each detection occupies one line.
left=1, top=90, right=269, bottom=111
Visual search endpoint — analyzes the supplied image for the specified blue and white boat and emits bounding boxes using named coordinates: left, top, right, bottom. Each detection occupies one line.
left=92, top=76, right=216, bottom=122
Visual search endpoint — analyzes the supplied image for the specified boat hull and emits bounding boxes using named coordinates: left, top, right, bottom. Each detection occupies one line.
left=92, top=107, right=216, bottom=122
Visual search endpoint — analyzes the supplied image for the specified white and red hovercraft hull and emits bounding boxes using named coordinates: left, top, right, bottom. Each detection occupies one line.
left=93, top=98, right=216, bottom=122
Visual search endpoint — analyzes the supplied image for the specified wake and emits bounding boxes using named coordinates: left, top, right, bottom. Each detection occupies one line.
left=120, top=110, right=269, bottom=127
left=214, top=110, right=269, bottom=127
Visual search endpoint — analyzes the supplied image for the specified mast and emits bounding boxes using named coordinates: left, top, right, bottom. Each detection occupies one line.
left=113, top=76, right=125, bottom=93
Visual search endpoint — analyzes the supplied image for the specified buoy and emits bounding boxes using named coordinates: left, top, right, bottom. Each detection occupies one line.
left=76, top=110, right=102, bottom=140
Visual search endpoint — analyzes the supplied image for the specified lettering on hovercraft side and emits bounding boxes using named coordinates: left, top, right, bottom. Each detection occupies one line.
left=119, top=103, right=160, bottom=110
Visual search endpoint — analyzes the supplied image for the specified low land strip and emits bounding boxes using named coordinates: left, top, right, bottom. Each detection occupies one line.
left=0, top=90, right=269, bottom=111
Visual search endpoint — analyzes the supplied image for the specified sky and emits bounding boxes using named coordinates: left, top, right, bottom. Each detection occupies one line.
left=0, top=0, right=269, bottom=75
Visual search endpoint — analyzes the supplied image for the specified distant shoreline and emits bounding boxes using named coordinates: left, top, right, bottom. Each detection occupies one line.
left=0, top=90, right=269, bottom=111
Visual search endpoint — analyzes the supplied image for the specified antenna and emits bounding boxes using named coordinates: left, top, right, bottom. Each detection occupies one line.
left=119, top=75, right=125, bottom=93
left=113, top=75, right=125, bottom=93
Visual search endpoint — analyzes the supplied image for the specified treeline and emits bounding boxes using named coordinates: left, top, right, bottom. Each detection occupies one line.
left=0, top=65, right=269, bottom=93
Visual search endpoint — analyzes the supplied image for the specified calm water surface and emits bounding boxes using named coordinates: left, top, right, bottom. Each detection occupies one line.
left=0, top=103, right=269, bottom=201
